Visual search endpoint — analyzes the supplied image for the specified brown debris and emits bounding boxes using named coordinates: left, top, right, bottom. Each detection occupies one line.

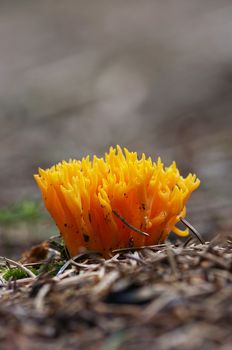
left=0, top=239, right=231, bottom=350
left=20, top=241, right=49, bottom=264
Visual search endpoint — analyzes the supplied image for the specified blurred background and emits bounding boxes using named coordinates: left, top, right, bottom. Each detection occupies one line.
left=0, top=0, right=231, bottom=257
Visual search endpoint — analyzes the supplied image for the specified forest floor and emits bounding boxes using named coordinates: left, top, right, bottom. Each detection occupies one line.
left=0, top=232, right=231, bottom=350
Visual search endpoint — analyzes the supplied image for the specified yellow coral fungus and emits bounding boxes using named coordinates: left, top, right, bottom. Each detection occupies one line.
left=34, top=146, right=200, bottom=258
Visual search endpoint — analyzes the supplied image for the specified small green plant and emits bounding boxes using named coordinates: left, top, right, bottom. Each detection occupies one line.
left=1, top=261, right=66, bottom=281
left=3, top=267, right=38, bottom=281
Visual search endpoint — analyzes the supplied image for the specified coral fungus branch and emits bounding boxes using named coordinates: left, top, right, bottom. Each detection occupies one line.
left=35, top=146, right=200, bottom=258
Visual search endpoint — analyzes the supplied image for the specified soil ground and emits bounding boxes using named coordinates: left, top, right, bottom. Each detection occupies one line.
left=0, top=239, right=231, bottom=350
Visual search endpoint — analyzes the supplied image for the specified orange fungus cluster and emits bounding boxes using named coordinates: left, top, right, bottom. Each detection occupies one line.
left=34, top=146, right=200, bottom=258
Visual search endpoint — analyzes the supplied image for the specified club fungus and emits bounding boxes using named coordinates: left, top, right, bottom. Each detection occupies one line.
left=34, top=146, right=200, bottom=258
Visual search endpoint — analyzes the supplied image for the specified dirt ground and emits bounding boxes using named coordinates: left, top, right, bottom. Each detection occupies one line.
left=0, top=238, right=232, bottom=350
